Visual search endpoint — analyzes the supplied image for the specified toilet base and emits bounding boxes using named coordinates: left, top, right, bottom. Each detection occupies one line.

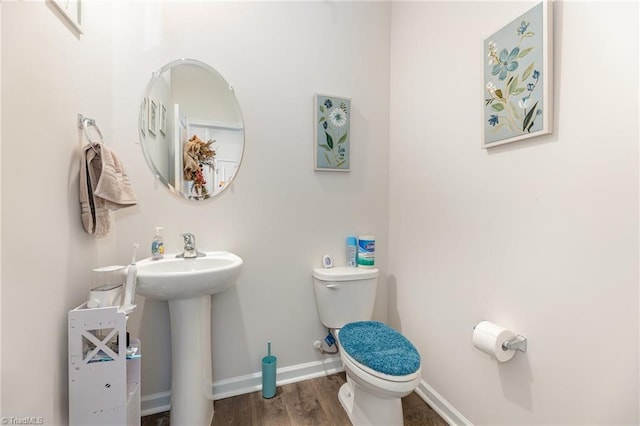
left=338, top=377, right=404, bottom=426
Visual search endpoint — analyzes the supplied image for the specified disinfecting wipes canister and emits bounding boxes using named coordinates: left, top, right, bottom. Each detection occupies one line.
left=357, top=235, right=375, bottom=268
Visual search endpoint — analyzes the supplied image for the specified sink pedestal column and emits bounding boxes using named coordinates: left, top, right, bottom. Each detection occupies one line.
left=168, top=295, right=214, bottom=425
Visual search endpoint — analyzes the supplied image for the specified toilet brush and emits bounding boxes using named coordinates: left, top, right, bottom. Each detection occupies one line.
left=262, top=341, right=277, bottom=399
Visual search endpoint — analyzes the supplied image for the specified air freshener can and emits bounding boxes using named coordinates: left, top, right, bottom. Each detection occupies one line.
left=346, top=236, right=358, bottom=267
left=357, top=235, right=375, bottom=268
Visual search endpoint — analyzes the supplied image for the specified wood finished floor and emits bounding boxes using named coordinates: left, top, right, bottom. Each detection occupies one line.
left=141, top=372, right=447, bottom=426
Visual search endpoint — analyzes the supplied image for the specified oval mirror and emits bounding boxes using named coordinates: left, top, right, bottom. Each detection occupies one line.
left=139, top=59, right=244, bottom=200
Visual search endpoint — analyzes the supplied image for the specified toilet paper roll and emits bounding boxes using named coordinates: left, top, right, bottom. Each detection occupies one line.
left=472, top=321, right=516, bottom=362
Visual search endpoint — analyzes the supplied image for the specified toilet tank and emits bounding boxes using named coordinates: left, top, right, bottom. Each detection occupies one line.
left=312, top=267, right=379, bottom=329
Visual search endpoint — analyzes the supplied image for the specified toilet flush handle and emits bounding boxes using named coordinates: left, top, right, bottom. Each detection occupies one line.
left=325, top=284, right=339, bottom=289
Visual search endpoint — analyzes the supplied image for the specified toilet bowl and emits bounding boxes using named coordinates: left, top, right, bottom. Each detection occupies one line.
left=336, top=321, right=421, bottom=425
left=312, top=267, right=422, bottom=425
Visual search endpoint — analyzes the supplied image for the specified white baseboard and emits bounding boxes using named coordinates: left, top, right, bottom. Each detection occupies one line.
left=140, top=356, right=343, bottom=417
left=212, top=355, right=344, bottom=400
left=415, top=380, right=473, bottom=426
left=141, top=391, right=170, bottom=417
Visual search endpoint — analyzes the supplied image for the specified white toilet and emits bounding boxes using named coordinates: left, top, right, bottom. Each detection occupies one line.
left=312, top=267, right=421, bottom=426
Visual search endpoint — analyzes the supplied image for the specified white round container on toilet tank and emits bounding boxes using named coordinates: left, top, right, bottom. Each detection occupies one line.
left=357, top=235, right=375, bottom=268
left=312, top=267, right=379, bottom=329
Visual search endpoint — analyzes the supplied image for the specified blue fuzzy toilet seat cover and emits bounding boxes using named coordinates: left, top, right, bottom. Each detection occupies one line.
left=339, top=321, right=420, bottom=376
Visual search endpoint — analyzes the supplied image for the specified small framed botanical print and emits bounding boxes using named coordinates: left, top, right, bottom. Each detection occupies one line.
left=314, top=94, right=351, bottom=171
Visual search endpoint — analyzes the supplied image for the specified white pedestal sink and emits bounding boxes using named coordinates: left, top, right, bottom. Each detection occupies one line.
left=136, top=251, right=243, bottom=425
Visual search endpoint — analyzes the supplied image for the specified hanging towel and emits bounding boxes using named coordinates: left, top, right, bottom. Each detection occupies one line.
left=79, top=144, right=137, bottom=237
left=94, top=145, right=137, bottom=209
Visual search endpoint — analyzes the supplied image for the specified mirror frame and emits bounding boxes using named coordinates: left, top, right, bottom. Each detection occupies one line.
left=139, top=58, right=245, bottom=201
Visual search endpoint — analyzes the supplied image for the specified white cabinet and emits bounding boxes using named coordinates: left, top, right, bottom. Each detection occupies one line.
left=68, top=304, right=141, bottom=425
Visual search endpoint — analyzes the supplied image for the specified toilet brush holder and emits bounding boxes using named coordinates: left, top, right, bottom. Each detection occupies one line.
left=262, top=341, right=277, bottom=399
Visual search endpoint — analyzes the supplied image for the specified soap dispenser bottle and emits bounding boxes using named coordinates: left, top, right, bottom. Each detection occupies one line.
left=151, top=227, right=165, bottom=260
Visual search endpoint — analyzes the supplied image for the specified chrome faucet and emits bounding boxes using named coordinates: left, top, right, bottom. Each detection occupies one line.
left=176, top=233, right=206, bottom=258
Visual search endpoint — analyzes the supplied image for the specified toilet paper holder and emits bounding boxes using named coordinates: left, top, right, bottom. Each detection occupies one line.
left=502, top=335, right=527, bottom=353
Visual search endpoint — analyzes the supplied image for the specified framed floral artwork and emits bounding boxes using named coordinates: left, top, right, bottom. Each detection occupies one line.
left=483, top=1, right=553, bottom=148
left=149, top=99, right=157, bottom=137
left=314, top=94, right=351, bottom=171
left=159, top=102, right=167, bottom=136
left=140, top=97, right=148, bottom=136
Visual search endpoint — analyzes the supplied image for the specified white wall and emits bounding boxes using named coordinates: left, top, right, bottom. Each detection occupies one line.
left=1, top=1, right=117, bottom=423
left=0, top=2, right=393, bottom=417
left=389, top=1, right=639, bottom=424
left=109, top=1, right=391, bottom=397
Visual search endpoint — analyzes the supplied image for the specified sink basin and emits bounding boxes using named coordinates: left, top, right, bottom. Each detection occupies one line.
left=136, top=251, right=243, bottom=300
left=134, top=250, right=243, bottom=424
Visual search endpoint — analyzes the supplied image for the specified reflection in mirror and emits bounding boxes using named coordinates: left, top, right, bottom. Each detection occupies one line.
left=139, top=59, right=244, bottom=200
